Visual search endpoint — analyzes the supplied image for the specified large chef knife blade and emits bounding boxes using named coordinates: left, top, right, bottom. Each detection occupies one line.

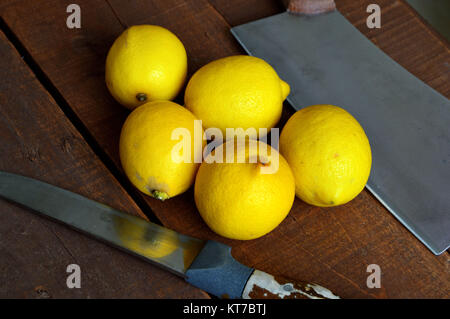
left=0, top=171, right=339, bottom=299
left=231, top=0, right=450, bottom=255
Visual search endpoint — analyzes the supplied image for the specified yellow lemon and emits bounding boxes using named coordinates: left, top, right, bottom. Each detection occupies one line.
left=119, top=100, right=205, bottom=200
left=194, top=139, right=295, bottom=240
left=185, top=55, right=290, bottom=137
left=279, top=105, right=372, bottom=207
left=106, top=25, right=187, bottom=109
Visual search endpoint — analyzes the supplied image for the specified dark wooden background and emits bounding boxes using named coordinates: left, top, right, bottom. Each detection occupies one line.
left=0, top=0, right=448, bottom=298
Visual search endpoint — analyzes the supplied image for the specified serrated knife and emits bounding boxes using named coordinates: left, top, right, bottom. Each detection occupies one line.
left=0, top=171, right=339, bottom=299
left=231, top=0, right=450, bottom=254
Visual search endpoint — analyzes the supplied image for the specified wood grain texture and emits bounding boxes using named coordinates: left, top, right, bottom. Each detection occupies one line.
left=0, top=0, right=449, bottom=298
left=0, top=29, right=207, bottom=299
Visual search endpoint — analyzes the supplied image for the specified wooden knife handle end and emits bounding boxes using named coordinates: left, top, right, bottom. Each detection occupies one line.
left=242, top=270, right=340, bottom=299
left=283, top=0, right=336, bottom=15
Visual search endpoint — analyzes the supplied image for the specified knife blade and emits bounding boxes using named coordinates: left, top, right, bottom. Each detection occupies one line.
left=231, top=0, right=450, bottom=255
left=0, top=171, right=339, bottom=299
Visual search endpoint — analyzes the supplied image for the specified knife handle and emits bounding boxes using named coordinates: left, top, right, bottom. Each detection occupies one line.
left=242, top=270, right=340, bottom=299
left=283, top=0, right=336, bottom=15
left=185, top=241, right=340, bottom=299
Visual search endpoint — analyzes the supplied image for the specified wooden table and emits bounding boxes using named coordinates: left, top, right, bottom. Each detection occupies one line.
left=0, top=0, right=448, bottom=299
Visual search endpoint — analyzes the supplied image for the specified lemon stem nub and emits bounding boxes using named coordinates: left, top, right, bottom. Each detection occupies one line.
left=136, top=93, right=147, bottom=102
left=258, top=157, right=270, bottom=167
left=151, top=190, right=170, bottom=201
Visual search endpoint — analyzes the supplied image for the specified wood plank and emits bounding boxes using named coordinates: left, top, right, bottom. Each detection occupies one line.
left=208, top=0, right=283, bottom=27
left=1, top=0, right=449, bottom=298
left=0, top=29, right=207, bottom=299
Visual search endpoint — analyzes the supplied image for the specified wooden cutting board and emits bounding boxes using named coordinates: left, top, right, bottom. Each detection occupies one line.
left=0, top=0, right=448, bottom=298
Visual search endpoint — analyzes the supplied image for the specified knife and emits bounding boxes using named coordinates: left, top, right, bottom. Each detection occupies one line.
left=0, top=171, right=339, bottom=299
left=231, top=0, right=450, bottom=255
